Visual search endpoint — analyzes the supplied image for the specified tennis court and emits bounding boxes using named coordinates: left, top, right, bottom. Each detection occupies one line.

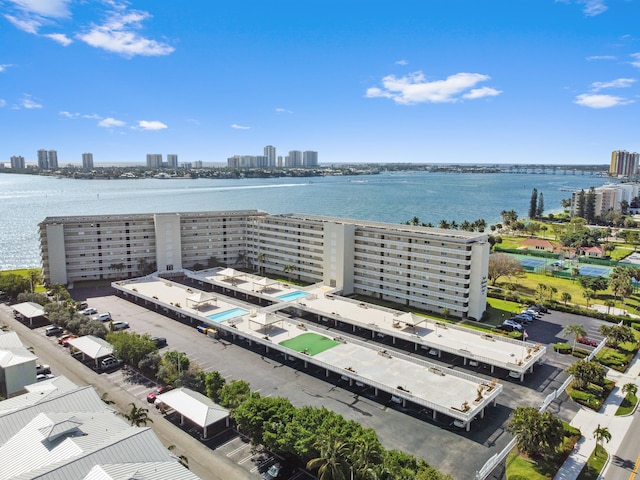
left=519, top=257, right=547, bottom=268
left=576, top=265, right=612, bottom=277
left=279, top=332, right=341, bottom=356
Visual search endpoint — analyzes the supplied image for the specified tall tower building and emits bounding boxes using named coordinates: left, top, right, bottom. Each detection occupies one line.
left=167, top=154, right=178, bottom=168
left=146, top=154, right=163, bottom=168
left=48, top=150, right=58, bottom=169
left=10, top=156, right=25, bottom=169
left=82, top=153, right=94, bottom=169
left=286, top=150, right=303, bottom=167
left=264, top=145, right=276, bottom=167
left=37, top=149, right=48, bottom=169
left=303, top=150, right=318, bottom=167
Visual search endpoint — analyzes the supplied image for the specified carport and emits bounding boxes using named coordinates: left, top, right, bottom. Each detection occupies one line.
left=66, top=335, right=114, bottom=369
left=155, top=387, right=230, bottom=439
left=12, top=302, right=46, bottom=327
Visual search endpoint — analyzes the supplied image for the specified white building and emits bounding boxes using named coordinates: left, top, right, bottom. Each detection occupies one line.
left=303, top=150, right=318, bottom=167
left=48, top=150, right=58, bottom=169
left=10, top=156, right=25, bottom=169
left=167, top=154, right=178, bottom=168
left=264, top=145, right=276, bottom=166
left=286, top=150, right=303, bottom=167
left=37, top=149, right=48, bottom=169
left=40, top=210, right=489, bottom=320
left=0, top=331, right=38, bottom=398
left=146, top=154, right=163, bottom=168
left=570, top=183, right=640, bottom=217
left=82, top=152, right=94, bottom=169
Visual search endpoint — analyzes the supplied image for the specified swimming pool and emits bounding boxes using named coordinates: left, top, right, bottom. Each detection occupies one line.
left=277, top=290, right=309, bottom=301
left=207, top=307, right=248, bottom=322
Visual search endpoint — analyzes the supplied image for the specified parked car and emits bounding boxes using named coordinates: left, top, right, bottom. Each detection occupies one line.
left=58, top=334, right=77, bottom=347
left=528, top=304, right=548, bottom=313
left=80, top=307, right=98, bottom=316
left=147, top=385, right=173, bottom=403
left=151, top=336, right=167, bottom=348
left=100, top=356, right=123, bottom=370
left=36, top=363, right=51, bottom=375
left=196, top=324, right=210, bottom=334
left=502, top=319, right=524, bottom=331
left=45, top=326, right=64, bottom=336
left=262, top=462, right=281, bottom=480
left=577, top=336, right=598, bottom=347
left=36, top=373, right=55, bottom=382
left=494, top=324, right=519, bottom=333
left=522, top=309, right=541, bottom=318
left=91, top=312, right=112, bottom=322
left=76, top=302, right=88, bottom=310
left=111, top=321, right=129, bottom=331
left=512, top=314, right=534, bottom=323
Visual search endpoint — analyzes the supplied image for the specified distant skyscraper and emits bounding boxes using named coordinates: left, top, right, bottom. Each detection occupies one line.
left=610, top=150, right=639, bottom=177
left=146, top=154, right=163, bottom=168
left=82, top=153, right=94, bottom=169
left=167, top=154, right=178, bottom=168
left=10, top=155, right=25, bottom=169
left=277, top=156, right=283, bottom=168
left=303, top=150, right=318, bottom=167
left=37, top=149, right=48, bottom=169
left=48, top=150, right=58, bottom=169
left=286, top=150, right=303, bottom=167
left=194, top=160, right=203, bottom=168
left=264, top=145, right=276, bottom=167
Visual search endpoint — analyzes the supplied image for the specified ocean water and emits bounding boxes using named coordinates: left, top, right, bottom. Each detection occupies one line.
left=0, top=171, right=613, bottom=270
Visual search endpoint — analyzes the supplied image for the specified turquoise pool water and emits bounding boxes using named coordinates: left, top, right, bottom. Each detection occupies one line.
left=277, top=291, right=308, bottom=301
left=207, top=307, right=248, bottom=322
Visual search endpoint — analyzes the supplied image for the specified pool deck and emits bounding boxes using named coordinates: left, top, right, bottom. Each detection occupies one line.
left=113, top=275, right=504, bottom=427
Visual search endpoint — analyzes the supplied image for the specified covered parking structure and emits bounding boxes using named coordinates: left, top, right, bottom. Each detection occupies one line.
left=66, top=335, right=114, bottom=369
left=247, top=312, right=282, bottom=334
left=156, top=387, right=230, bottom=439
left=12, top=302, right=46, bottom=327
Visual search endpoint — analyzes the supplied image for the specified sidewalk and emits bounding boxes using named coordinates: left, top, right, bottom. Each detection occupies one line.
left=553, top=352, right=640, bottom=480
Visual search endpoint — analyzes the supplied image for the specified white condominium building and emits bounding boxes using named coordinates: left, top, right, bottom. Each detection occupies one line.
left=39, top=211, right=490, bottom=320
left=82, top=153, right=94, bottom=169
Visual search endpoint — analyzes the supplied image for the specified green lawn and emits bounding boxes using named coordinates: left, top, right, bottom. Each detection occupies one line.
left=576, top=444, right=608, bottom=480
left=279, top=332, right=341, bottom=356
left=615, top=392, right=638, bottom=416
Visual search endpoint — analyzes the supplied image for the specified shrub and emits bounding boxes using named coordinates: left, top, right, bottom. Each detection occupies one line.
left=554, top=342, right=572, bottom=354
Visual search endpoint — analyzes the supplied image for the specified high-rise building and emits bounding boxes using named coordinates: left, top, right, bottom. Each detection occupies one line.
left=48, top=150, right=58, bottom=169
left=303, top=150, right=318, bottom=167
left=264, top=145, right=276, bottom=167
left=286, top=150, right=303, bottom=167
left=167, top=154, right=178, bottom=168
left=146, top=154, right=163, bottom=168
left=610, top=150, right=640, bottom=177
left=37, top=149, right=48, bottom=169
left=194, top=160, right=203, bottom=168
left=10, top=156, right=25, bottom=169
left=82, top=153, right=94, bottom=169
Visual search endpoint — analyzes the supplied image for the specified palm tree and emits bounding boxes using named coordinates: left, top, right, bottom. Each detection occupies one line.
left=168, top=445, right=189, bottom=469
left=438, top=219, right=450, bottom=229
left=236, top=252, right=247, bottom=267
left=622, top=382, right=638, bottom=398
left=593, top=424, right=611, bottom=448
left=123, top=403, right=153, bottom=426
left=561, top=292, right=571, bottom=306
left=101, top=392, right=115, bottom=405
left=583, top=289, right=594, bottom=308
left=27, top=269, right=40, bottom=293
left=562, top=324, right=587, bottom=352
left=604, top=299, right=615, bottom=314
left=283, top=264, right=295, bottom=277
left=307, top=435, right=352, bottom=480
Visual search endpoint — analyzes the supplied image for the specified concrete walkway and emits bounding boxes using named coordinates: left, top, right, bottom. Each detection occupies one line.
left=553, top=352, right=640, bottom=480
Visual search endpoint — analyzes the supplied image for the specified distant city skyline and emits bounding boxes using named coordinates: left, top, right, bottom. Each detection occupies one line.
left=1, top=1, right=639, bottom=165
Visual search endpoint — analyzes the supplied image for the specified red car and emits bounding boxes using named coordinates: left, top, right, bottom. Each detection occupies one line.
left=146, top=385, right=173, bottom=403
left=577, top=336, right=598, bottom=347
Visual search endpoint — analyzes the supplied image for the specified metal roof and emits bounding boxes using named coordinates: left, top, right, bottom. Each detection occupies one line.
left=155, top=387, right=229, bottom=427
left=66, top=336, right=113, bottom=359
left=12, top=302, right=46, bottom=319
left=82, top=461, right=200, bottom=480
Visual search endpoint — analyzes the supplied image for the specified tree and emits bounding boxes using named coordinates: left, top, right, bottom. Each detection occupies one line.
left=609, top=267, right=633, bottom=304
left=501, top=210, right=518, bottom=225
left=283, top=264, right=295, bottom=277
left=438, top=219, right=450, bottom=229
left=218, top=379, right=253, bottom=410
left=123, top=403, right=153, bottom=426
left=585, top=187, right=597, bottom=224
left=593, top=424, right=611, bottom=448
left=110, top=262, right=126, bottom=278
left=27, top=269, right=41, bottom=293
left=622, top=382, right=638, bottom=398
left=578, top=276, right=608, bottom=294
left=204, top=370, right=226, bottom=402
left=529, top=189, right=538, bottom=219
left=106, top=331, right=157, bottom=367
left=506, top=406, right=564, bottom=457
left=599, top=324, right=635, bottom=348
left=562, top=324, right=587, bottom=352
left=306, top=434, right=353, bottom=480
left=583, top=289, right=594, bottom=308
left=0, top=273, right=30, bottom=298
left=257, top=252, right=265, bottom=274
left=567, top=359, right=606, bottom=390
left=536, top=193, right=544, bottom=219
left=488, top=253, right=525, bottom=286
left=576, top=190, right=586, bottom=219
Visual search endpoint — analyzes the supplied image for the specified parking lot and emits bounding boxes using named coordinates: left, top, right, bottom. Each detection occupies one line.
left=4, top=286, right=613, bottom=480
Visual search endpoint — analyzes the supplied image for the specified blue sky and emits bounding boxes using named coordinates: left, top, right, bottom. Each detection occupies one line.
left=1, top=0, right=639, bottom=166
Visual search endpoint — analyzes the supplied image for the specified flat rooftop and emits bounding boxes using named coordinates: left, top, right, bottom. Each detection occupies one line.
left=114, top=276, right=503, bottom=425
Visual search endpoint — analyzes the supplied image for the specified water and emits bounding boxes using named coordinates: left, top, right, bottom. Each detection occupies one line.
left=206, top=308, right=249, bottom=322
left=277, top=291, right=309, bottom=301
left=0, top=171, right=614, bottom=270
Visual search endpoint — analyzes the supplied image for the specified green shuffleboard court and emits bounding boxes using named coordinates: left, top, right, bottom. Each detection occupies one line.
left=279, top=332, right=341, bottom=356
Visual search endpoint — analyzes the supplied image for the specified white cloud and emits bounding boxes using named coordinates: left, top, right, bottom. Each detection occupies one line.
left=231, top=124, right=251, bottom=130
left=366, top=71, right=500, bottom=105
left=462, top=86, right=502, bottom=100
left=137, top=120, right=167, bottom=130
left=395, top=59, right=408, bottom=66
left=631, top=53, right=640, bottom=69
left=99, top=117, right=126, bottom=128
left=591, top=78, right=635, bottom=91
left=586, top=55, right=616, bottom=61
left=0, top=99, right=6, bottom=107
left=0, top=64, right=12, bottom=73
left=574, top=93, right=633, bottom=108
left=580, top=0, right=607, bottom=16
left=77, top=9, right=174, bottom=57
left=43, top=33, right=72, bottom=46
left=4, top=14, right=40, bottom=34
left=8, top=0, right=70, bottom=18
left=59, top=111, right=79, bottom=118
left=275, top=108, right=293, bottom=114
left=22, top=95, right=42, bottom=109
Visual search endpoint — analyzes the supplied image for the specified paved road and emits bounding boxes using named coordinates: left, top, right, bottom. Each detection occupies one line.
left=1, top=288, right=612, bottom=480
